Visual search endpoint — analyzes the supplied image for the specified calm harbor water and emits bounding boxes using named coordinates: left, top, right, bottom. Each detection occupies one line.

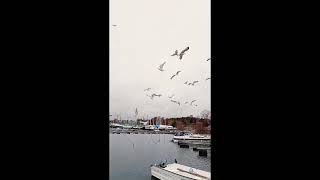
left=110, top=134, right=211, bottom=180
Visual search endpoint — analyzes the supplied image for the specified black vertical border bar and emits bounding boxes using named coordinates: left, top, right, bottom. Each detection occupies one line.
left=211, top=0, right=216, bottom=179
left=105, top=0, right=110, bottom=179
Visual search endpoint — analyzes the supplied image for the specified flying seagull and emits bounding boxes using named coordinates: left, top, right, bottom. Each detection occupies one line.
left=206, top=58, right=211, bottom=61
left=158, top=61, right=166, bottom=71
left=171, top=100, right=177, bottom=103
left=190, top=100, right=197, bottom=105
left=144, top=88, right=151, bottom=91
left=171, top=50, right=178, bottom=56
left=206, top=78, right=211, bottom=80
left=146, top=94, right=154, bottom=100
left=179, top=47, right=190, bottom=60
left=168, top=94, right=175, bottom=99
left=191, top=81, right=199, bottom=85
left=152, top=94, right=162, bottom=97
left=184, top=81, right=188, bottom=84
left=188, top=82, right=192, bottom=85
left=170, top=100, right=180, bottom=106
left=171, top=71, right=181, bottom=79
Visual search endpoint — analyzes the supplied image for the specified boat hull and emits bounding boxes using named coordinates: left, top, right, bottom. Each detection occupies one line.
left=151, top=163, right=211, bottom=180
left=151, top=166, right=195, bottom=180
left=173, top=136, right=211, bottom=141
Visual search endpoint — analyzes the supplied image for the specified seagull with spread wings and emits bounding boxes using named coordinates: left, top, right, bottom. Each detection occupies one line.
left=152, top=93, right=162, bottom=97
left=170, top=100, right=180, bottom=106
left=158, top=61, right=166, bottom=72
left=191, top=81, right=199, bottom=85
left=190, top=100, right=197, bottom=105
left=206, top=58, right=211, bottom=61
left=179, top=47, right=189, bottom=60
left=171, top=71, right=181, bottom=80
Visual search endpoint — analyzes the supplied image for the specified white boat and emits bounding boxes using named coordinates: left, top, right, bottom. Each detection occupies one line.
left=151, top=163, right=211, bottom=180
left=145, top=125, right=155, bottom=130
left=173, top=131, right=211, bottom=141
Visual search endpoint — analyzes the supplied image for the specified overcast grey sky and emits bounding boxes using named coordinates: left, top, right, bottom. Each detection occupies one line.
left=110, top=0, right=211, bottom=120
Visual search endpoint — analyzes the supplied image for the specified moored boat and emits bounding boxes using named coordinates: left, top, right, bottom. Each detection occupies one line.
left=173, top=131, right=211, bottom=141
left=151, top=162, right=211, bottom=180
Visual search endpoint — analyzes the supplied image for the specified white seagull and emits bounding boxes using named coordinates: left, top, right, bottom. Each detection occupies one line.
left=158, top=62, right=166, bottom=71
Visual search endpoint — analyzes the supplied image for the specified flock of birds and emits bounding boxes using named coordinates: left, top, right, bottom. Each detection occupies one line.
left=144, top=46, right=211, bottom=108
left=112, top=24, right=211, bottom=112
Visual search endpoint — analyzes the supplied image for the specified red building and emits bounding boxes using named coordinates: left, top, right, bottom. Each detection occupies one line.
left=176, top=121, right=184, bottom=130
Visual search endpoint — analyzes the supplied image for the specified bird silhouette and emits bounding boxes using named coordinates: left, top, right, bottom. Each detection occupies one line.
left=168, top=94, right=175, bottom=99
left=144, top=88, right=151, bottom=91
left=146, top=94, right=154, bottom=100
left=158, top=62, right=166, bottom=71
left=171, top=50, right=178, bottom=56
left=179, top=47, right=189, bottom=60
left=170, top=100, right=180, bottom=106
left=171, top=100, right=177, bottom=103
left=191, top=81, right=199, bottom=85
left=190, top=100, right=197, bottom=105
left=205, top=78, right=211, bottom=80
left=206, top=58, right=211, bottom=61
left=184, top=81, right=188, bottom=84
left=152, top=94, right=162, bottom=97
left=171, top=71, right=181, bottom=80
